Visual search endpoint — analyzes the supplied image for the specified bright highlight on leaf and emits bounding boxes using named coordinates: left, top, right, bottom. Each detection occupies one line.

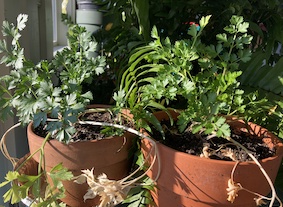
left=17, top=14, right=28, bottom=31
left=62, top=0, right=69, bottom=14
left=199, top=15, right=212, bottom=28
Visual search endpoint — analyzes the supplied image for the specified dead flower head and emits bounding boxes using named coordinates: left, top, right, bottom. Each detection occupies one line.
left=74, top=168, right=130, bottom=207
left=221, top=148, right=237, bottom=161
left=227, top=178, right=243, bottom=203
left=254, top=197, right=267, bottom=206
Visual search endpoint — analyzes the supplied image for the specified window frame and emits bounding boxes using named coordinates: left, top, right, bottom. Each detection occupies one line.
left=52, top=0, right=76, bottom=48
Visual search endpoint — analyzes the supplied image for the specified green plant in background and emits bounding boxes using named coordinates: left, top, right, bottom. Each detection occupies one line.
left=96, top=0, right=283, bottom=56
left=93, top=1, right=283, bottom=131
left=133, top=0, right=283, bottom=46
left=92, top=0, right=146, bottom=92
left=94, top=0, right=150, bottom=40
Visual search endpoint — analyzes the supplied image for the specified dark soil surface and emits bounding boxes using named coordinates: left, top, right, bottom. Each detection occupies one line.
left=150, top=120, right=276, bottom=162
left=34, top=111, right=133, bottom=142
left=72, top=111, right=132, bottom=141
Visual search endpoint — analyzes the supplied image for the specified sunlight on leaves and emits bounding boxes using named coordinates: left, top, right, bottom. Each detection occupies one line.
left=17, top=14, right=28, bottom=31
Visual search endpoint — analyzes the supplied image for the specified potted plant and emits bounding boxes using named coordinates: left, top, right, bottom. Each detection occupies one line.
left=116, top=15, right=283, bottom=206
left=0, top=14, right=142, bottom=207
left=111, top=0, right=283, bottom=127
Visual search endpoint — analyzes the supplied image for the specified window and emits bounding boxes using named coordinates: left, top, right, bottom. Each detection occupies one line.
left=52, top=0, right=76, bottom=50
left=52, top=0, right=58, bottom=44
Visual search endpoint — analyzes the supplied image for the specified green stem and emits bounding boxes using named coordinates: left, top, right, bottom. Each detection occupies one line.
left=228, top=32, right=237, bottom=58
left=13, top=131, right=51, bottom=200
left=190, top=34, right=199, bottom=50
left=38, top=132, right=51, bottom=174
left=0, top=84, right=13, bottom=98
left=225, top=135, right=280, bottom=206
left=36, top=132, right=51, bottom=199
left=187, top=71, right=195, bottom=85
left=14, top=148, right=41, bottom=172
left=28, top=85, right=38, bottom=100
left=217, top=32, right=238, bottom=96
left=79, top=45, right=83, bottom=66
left=14, top=33, right=26, bottom=62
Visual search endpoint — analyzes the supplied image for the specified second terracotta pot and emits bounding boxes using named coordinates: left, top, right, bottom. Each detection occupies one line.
left=142, top=111, right=283, bottom=207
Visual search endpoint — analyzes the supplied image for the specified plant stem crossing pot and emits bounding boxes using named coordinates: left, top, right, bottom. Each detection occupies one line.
left=142, top=111, right=283, bottom=207
left=27, top=110, right=135, bottom=207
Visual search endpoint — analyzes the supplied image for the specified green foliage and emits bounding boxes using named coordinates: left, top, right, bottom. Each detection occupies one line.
left=151, top=0, right=283, bottom=48
left=36, top=163, right=74, bottom=207
left=0, top=163, right=73, bottom=206
left=91, top=0, right=151, bottom=95
left=117, top=15, right=278, bottom=139
left=122, top=177, right=155, bottom=207
left=97, top=1, right=283, bottom=115
left=0, top=14, right=106, bottom=143
left=93, top=0, right=283, bottom=115
left=93, top=0, right=149, bottom=40
left=131, top=0, right=150, bottom=41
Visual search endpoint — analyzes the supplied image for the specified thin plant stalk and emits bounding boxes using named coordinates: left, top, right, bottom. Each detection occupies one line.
left=226, top=136, right=282, bottom=206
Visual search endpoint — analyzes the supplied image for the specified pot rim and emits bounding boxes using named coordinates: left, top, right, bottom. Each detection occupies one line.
left=146, top=110, right=283, bottom=165
left=27, top=121, right=133, bottom=147
left=151, top=139, right=283, bottom=166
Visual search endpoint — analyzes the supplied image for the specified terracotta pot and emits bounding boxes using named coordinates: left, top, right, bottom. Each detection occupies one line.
left=142, top=111, right=283, bottom=207
left=27, top=108, right=135, bottom=207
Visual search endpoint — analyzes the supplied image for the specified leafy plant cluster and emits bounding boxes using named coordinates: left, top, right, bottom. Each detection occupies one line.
left=0, top=162, right=73, bottom=206
left=116, top=15, right=277, bottom=138
left=92, top=0, right=146, bottom=90
left=0, top=14, right=106, bottom=143
left=132, top=0, right=283, bottom=47
left=94, top=1, right=283, bottom=135
left=0, top=14, right=154, bottom=207
left=95, top=0, right=283, bottom=53
left=93, top=0, right=150, bottom=41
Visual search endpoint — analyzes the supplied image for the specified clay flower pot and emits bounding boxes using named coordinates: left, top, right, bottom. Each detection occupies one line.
left=27, top=109, right=135, bottom=207
left=142, top=111, right=283, bottom=207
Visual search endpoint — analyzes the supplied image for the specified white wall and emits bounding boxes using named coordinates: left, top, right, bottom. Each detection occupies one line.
left=0, top=0, right=53, bottom=206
